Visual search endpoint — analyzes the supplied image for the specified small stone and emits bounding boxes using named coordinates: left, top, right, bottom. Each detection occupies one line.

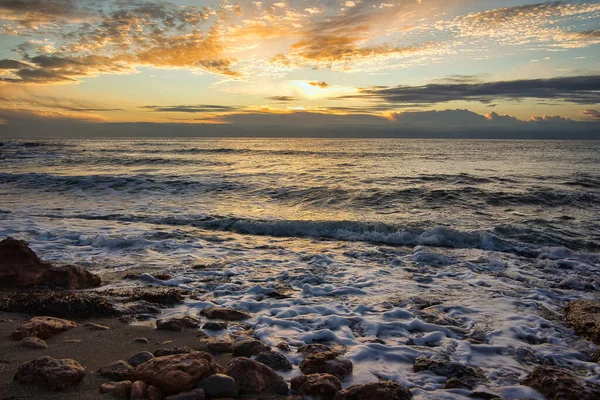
left=276, top=342, right=291, bottom=352
left=84, top=322, right=110, bottom=330
left=223, top=357, right=288, bottom=395
left=333, top=381, right=413, bottom=400
left=153, top=274, right=173, bottom=281
left=232, top=338, right=271, bottom=357
left=521, top=365, right=600, bottom=400
left=153, top=346, right=193, bottom=357
left=11, top=316, right=78, bottom=340
left=14, top=356, right=86, bottom=391
left=156, top=316, right=201, bottom=332
left=299, top=351, right=353, bottom=380
left=199, top=307, right=250, bottom=321
left=413, top=356, right=486, bottom=387
left=165, top=388, right=206, bottom=400
left=98, top=360, right=134, bottom=381
left=100, top=381, right=132, bottom=398
left=196, top=373, right=237, bottom=398
left=134, top=338, right=149, bottom=344
left=131, top=380, right=148, bottom=399
left=206, top=338, right=233, bottom=354
left=445, top=377, right=474, bottom=390
left=147, top=385, right=165, bottom=400
left=297, top=343, right=333, bottom=355
left=20, top=337, right=48, bottom=349
left=129, top=351, right=154, bottom=367
left=291, top=373, right=341, bottom=399
left=202, top=321, right=228, bottom=331
left=255, top=351, right=292, bottom=371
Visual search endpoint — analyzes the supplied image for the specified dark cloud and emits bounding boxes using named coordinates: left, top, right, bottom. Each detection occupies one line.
left=309, top=81, right=330, bottom=88
left=582, top=109, right=600, bottom=119
left=265, top=96, right=299, bottom=102
left=342, top=75, right=600, bottom=105
left=141, top=104, right=237, bottom=113
left=0, top=59, right=29, bottom=69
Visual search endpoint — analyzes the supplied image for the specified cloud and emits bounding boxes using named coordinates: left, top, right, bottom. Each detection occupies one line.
left=141, top=104, right=237, bottom=113
left=265, top=96, right=299, bottom=102
left=309, top=81, right=330, bottom=88
left=342, top=75, right=600, bottom=105
left=0, top=59, right=29, bottom=69
left=582, top=109, right=600, bottom=119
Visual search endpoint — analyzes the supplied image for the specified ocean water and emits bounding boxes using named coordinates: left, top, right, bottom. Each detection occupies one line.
left=1, top=138, right=599, bottom=398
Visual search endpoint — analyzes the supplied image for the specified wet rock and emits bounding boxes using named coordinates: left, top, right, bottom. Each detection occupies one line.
left=129, top=351, right=154, bottom=367
left=206, top=337, right=233, bottom=354
left=333, top=381, right=413, bottom=400
left=297, top=344, right=335, bottom=355
left=445, top=377, right=474, bottom=390
left=153, top=274, right=173, bottom=281
left=148, top=385, right=165, bottom=400
left=11, top=316, right=78, bottom=340
left=276, top=342, right=291, bottom=352
left=132, top=351, right=216, bottom=394
left=565, top=300, right=600, bottom=345
left=233, top=338, right=271, bottom=357
left=299, top=351, right=353, bottom=380
left=134, top=338, right=149, bottom=344
left=223, top=357, right=288, bottom=395
left=153, top=346, right=194, bottom=357
left=165, top=388, right=206, bottom=400
left=14, top=356, right=86, bottom=391
left=203, top=321, right=228, bottom=331
left=98, top=360, right=134, bottom=381
left=84, top=322, right=110, bottom=330
left=156, top=316, right=201, bottom=331
left=105, top=287, right=185, bottom=307
left=131, top=380, right=148, bottom=399
left=200, top=307, right=250, bottom=321
left=291, top=373, right=341, bottom=399
left=20, top=336, right=48, bottom=349
left=100, top=380, right=132, bottom=398
left=256, top=351, right=292, bottom=371
left=0, top=237, right=101, bottom=289
left=413, top=356, right=486, bottom=386
left=196, top=373, right=237, bottom=398
left=521, top=365, right=600, bottom=400
left=468, top=390, right=502, bottom=399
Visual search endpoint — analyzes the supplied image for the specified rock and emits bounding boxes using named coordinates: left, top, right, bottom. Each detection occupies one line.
left=196, top=373, right=237, bottom=398
left=199, top=307, right=250, bottom=321
left=0, top=237, right=101, bottom=289
left=134, top=337, right=149, bottom=344
left=223, top=357, right=288, bottom=395
left=165, top=388, right=206, bottom=400
left=445, top=377, right=474, bottom=390
left=565, top=300, right=600, bottom=345
left=100, top=381, right=132, bottom=398
left=153, top=346, right=194, bottom=357
left=11, top=316, right=78, bottom=340
left=413, top=356, right=486, bottom=386
left=129, top=351, right=154, bottom=366
left=206, top=338, right=233, bottom=354
left=333, top=381, right=413, bottom=400
left=132, top=351, right=216, bottom=394
left=98, top=360, right=134, bottom=381
left=299, top=351, right=353, bottom=380
left=276, top=342, right=291, bottom=352
left=291, top=373, right=341, bottom=399
left=14, top=356, right=86, bottom=391
left=131, top=380, right=148, bottom=399
left=521, top=365, right=600, bottom=400
left=84, top=322, right=110, bottom=330
left=203, top=321, right=228, bottom=330
left=297, top=344, right=334, bottom=355
left=156, top=316, right=201, bottom=332
left=232, top=338, right=271, bottom=357
left=153, top=274, right=173, bottom=281
left=256, top=351, right=293, bottom=371
left=148, top=385, right=166, bottom=400
left=20, top=337, right=48, bottom=349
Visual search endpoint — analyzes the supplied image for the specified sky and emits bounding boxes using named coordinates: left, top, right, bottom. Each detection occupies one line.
left=0, top=0, right=599, bottom=137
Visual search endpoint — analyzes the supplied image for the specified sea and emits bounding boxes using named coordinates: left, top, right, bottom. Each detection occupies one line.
left=1, top=138, right=599, bottom=399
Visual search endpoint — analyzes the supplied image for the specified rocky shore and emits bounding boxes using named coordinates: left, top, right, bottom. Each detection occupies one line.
left=1, top=237, right=600, bottom=399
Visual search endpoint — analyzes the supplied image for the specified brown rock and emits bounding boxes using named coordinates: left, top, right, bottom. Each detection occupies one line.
left=0, top=237, right=100, bottom=289
left=200, top=307, right=250, bottom=321
left=444, top=377, right=473, bottom=390
left=232, top=338, right=271, bottom=357
left=11, top=316, right=78, bottom=340
left=413, top=356, right=486, bottom=386
left=297, top=344, right=334, bottom=355
left=20, top=336, right=48, bottom=349
left=156, top=316, right=201, bottom=332
left=153, top=346, right=194, bottom=357
left=206, top=338, right=234, bottom=354
left=129, top=351, right=154, bottom=367
left=98, top=360, right=134, bottom=381
left=165, top=388, right=206, bottom=400
left=255, top=351, right=292, bottom=371
left=299, top=351, right=353, bottom=380
left=565, top=300, right=600, bottom=345
left=131, top=380, right=148, bottom=399
left=14, top=356, right=86, bottom=391
left=223, top=357, right=288, bottom=395
left=132, top=351, right=216, bottom=394
left=276, top=342, right=291, bottom=352
left=291, top=373, right=341, bottom=399
left=333, top=381, right=413, bottom=400
left=203, top=321, right=228, bottom=331
left=148, top=385, right=166, bottom=400
left=100, top=380, right=132, bottom=398
left=521, top=365, right=600, bottom=400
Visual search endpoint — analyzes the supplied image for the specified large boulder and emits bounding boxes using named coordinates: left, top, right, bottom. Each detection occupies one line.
left=565, top=300, right=600, bottom=344
left=132, top=351, right=216, bottom=394
left=413, top=356, right=486, bottom=386
left=291, top=373, right=341, bottom=399
left=98, top=360, right=134, bottom=381
left=255, top=351, right=292, bottom=371
left=223, top=357, right=288, bottom=395
left=156, top=316, right=201, bottom=332
left=233, top=338, right=271, bottom=357
left=0, top=237, right=100, bottom=289
left=14, top=356, right=86, bottom=391
left=333, top=381, right=413, bottom=400
left=299, top=351, right=353, bottom=380
left=521, top=365, right=600, bottom=400
left=11, top=316, right=78, bottom=340
left=196, top=374, right=237, bottom=398
left=199, top=307, right=250, bottom=321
